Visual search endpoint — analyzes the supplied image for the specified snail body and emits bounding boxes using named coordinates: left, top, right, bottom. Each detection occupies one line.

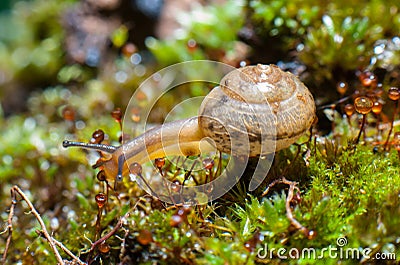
left=63, top=64, right=316, bottom=184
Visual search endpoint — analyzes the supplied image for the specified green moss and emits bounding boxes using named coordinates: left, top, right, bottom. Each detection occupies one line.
left=249, top=0, right=400, bottom=81
left=0, top=0, right=75, bottom=87
left=146, top=0, right=245, bottom=65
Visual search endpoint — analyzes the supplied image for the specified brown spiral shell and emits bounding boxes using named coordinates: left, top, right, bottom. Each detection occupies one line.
left=198, top=64, right=316, bottom=156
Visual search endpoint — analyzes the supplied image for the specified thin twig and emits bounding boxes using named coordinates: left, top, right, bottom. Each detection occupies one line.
left=384, top=101, right=399, bottom=151
left=284, top=180, right=309, bottom=236
left=118, top=228, right=129, bottom=263
left=262, top=177, right=315, bottom=239
left=1, top=188, right=16, bottom=265
left=89, top=217, right=124, bottom=253
left=2, top=186, right=65, bottom=264
left=88, top=197, right=142, bottom=255
left=316, top=95, right=353, bottom=110
left=356, top=114, right=367, bottom=144
left=261, top=176, right=291, bottom=197
left=52, top=238, right=86, bottom=265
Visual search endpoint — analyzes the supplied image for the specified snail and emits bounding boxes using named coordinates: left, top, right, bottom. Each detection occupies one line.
left=63, top=64, right=316, bottom=185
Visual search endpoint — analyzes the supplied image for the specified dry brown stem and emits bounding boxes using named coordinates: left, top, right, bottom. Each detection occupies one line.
left=1, top=185, right=86, bottom=265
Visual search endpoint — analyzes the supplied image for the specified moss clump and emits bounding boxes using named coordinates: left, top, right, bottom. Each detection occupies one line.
left=228, top=144, right=400, bottom=264
left=248, top=0, right=400, bottom=81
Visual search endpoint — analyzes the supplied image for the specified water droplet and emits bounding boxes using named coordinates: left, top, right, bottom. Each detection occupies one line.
left=374, top=44, right=385, bottom=54
left=344, top=104, right=355, bottom=116
left=24, top=117, right=36, bottom=130
left=336, top=81, right=348, bottom=95
left=372, top=101, right=383, bottom=114
left=95, top=193, right=107, bottom=208
left=131, top=162, right=143, bottom=175
left=75, top=120, right=85, bottom=130
left=130, top=53, right=142, bottom=65
left=155, top=157, right=165, bottom=168
left=98, top=241, right=110, bottom=253
left=3, top=155, right=12, bottom=165
left=50, top=217, right=59, bottom=230
left=137, top=229, right=153, bottom=245
left=170, top=214, right=183, bottom=227
left=134, top=65, right=146, bottom=76
left=115, top=71, right=128, bottom=83
left=388, top=87, right=400, bottom=101
left=354, top=97, right=373, bottom=114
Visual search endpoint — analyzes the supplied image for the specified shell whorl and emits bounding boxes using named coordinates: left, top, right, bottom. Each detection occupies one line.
left=220, top=64, right=296, bottom=104
left=198, top=64, right=316, bottom=155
